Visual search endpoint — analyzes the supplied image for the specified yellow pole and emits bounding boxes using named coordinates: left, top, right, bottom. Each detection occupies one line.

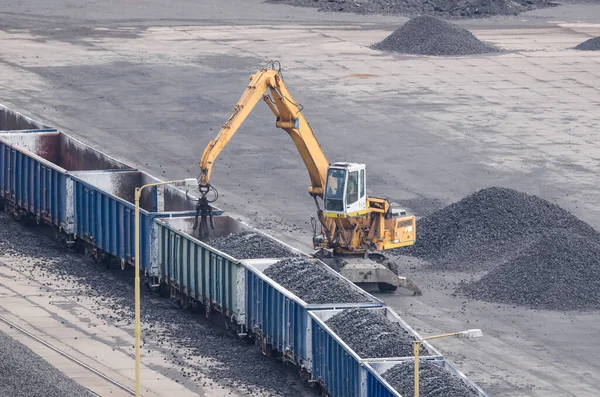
left=414, top=340, right=420, bottom=397
left=132, top=179, right=194, bottom=397
left=134, top=187, right=142, bottom=397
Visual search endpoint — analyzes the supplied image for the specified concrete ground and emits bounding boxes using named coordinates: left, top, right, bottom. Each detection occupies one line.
left=1, top=0, right=600, bottom=396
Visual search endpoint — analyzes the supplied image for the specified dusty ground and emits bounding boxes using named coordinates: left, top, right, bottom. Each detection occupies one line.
left=2, top=0, right=600, bottom=396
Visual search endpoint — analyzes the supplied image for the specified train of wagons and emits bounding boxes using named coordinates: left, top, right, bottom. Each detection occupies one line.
left=0, top=103, right=488, bottom=397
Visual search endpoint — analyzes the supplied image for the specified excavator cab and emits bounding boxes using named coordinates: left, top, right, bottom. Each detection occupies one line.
left=323, top=163, right=367, bottom=218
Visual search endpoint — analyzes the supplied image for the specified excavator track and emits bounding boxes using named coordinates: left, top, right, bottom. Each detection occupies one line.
left=313, top=249, right=422, bottom=296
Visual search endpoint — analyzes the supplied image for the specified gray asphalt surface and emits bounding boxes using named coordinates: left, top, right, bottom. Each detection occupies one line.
left=0, top=329, right=95, bottom=397
left=2, top=0, right=600, bottom=396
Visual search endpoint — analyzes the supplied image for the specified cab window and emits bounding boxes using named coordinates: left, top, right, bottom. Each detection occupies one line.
left=346, top=171, right=359, bottom=206
left=324, top=168, right=346, bottom=212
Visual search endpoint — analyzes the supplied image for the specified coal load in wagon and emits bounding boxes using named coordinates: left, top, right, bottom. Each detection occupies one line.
left=371, top=16, right=499, bottom=56
left=460, top=230, right=600, bottom=310
left=263, top=258, right=371, bottom=304
left=325, top=308, right=427, bottom=358
left=208, top=230, right=298, bottom=259
left=399, top=187, right=600, bottom=271
left=382, top=360, right=478, bottom=397
left=575, top=37, right=600, bottom=51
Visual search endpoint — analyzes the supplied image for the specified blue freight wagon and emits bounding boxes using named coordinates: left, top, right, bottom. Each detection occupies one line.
left=0, top=130, right=134, bottom=232
left=364, top=359, right=489, bottom=397
left=156, top=215, right=258, bottom=325
left=70, top=170, right=222, bottom=277
left=244, top=258, right=385, bottom=374
left=308, top=307, right=443, bottom=397
left=156, top=215, right=306, bottom=332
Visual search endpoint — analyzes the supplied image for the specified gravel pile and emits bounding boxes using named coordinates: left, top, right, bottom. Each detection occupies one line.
left=399, top=187, right=600, bottom=271
left=382, top=360, right=478, bottom=397
left=0, top=215, right=315, bottom=396
left=460, top=230, right=600, bottom=310
left=372, top=16, right=499, bottom=56
left=267, top=0, right=555, bottom=18
left=263, top=258, right=371, bottom=304
left=0, top=330, right=95, bottom=397
left=575, top=37, right=600, bottom=51
left=324, top=308, right=427, bottom=358
left=208, top=230, right=298, bottom=259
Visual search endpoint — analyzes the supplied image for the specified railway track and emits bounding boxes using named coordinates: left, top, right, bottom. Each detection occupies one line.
left=0, top=315, right=136, bottom=397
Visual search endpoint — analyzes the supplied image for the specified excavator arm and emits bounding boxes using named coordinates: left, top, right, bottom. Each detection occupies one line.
left=199, top=65, right=329, bottom=198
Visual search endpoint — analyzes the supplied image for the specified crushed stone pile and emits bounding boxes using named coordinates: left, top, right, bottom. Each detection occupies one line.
left=575, top=37, right=600, bottom=51
left=208, top=230, right=298, bottom=259
left=372, top=16, right=499, bottom=56
left=382, top=360, right=478, bottom=397
left=325, top=308, right=428, bottom=358
left=267, top=0, right=555, bottom=18
left=460, top=230, right=600, bottom=310
left=399, top=187, right=600, bottom=271
left=263, top=258, right=372, bottom=304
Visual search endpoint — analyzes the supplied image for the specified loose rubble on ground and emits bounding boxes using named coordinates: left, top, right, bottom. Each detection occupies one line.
left=208, top=230, right=298, bottom=259
left=267, top=0, right=556, bottom=18
left=0, top=215, right=313, bottom=396
left=575, top=36, right=600, bottom=50
left=263, top=258, right=372, bottom=304
left=0, top=330, right=95, bottom=397
left=324, top=308, right=428, bottom=358
left=382, top=360, right=479, bottom=397
left=372, top=16, right=498, bottom=56
left=398, top=187, right=600, bottom=310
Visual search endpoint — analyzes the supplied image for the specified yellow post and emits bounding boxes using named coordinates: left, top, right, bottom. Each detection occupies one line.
left=134, top=187, right=142, bottom=397
left=132, top=178, right=196, bottom=397
left=412, top=329, right=483, bottom=397
left=414, top=340, right=420, bottom=397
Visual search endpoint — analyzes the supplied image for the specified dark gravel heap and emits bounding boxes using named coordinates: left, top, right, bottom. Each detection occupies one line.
left=382, top=360, right=478, bottom=397
left=460, top=230, right=600, bottom=310
left=324, top=308, right=427, bottom=358
left=208, top=230, right=298, bottom=259
left=0, top=215, right=315, bottom=396
left=267, top=0, right=556, bottom=18
left=575, top=37, right=600, bottom=51
left=263, top=258, right=372, bottom=304
left=0, top=330, right=95, bottom=397
left=372, top=16, right=499, bottom=56
left=399, top=187, right=600, bottom=271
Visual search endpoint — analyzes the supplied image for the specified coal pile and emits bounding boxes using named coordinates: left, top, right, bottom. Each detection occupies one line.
left=400, top=187, right=600, bottom=271
left=263, top=258, right=371, bottom=304
left=208, top=230, right=298, bottom=259
left=382, top=360, right=478, bottom=397
left=0, top=330, right=95, bottom=397
left=460, top=230, right=600, bottom=310
left=267, top=0, right=555, bottom=18
left=324, top=308, right=427, bottom=358
left=372, top=16, right=498, bottom=56
left=575, top=37, right=600, bottom=51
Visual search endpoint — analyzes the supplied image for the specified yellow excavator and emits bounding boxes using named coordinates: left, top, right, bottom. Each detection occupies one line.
left=194, top=61, right=421, bottom=294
